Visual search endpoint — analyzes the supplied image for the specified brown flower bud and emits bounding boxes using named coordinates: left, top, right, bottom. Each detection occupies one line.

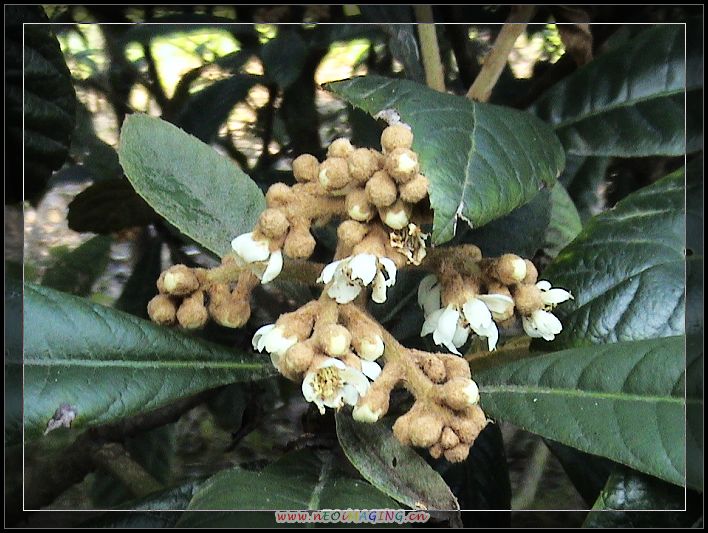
left=379, top=199, right=411, bottom=230
left=429, top=443, right=444, bottom=459
left=327, top=138, right=354, bottom=158
left=207, top=284, right=250, bottom=328
left=281, top=342, right=315, bottom=377
left=440, top=377, right=480, bottom=411
left=523, top=259, right=539, bottom=285
left=292, top=154, right=319, bottom=183
left=318, top=157, right=351, bottom=192
left=176, top=291, right=209, bottom=329
left=443, top=443, right=471, bottom=463
left=399, top=174, right=429, bottom=203
left=495, top=254, right=527, bottom=285
left=266, top=183, right=294, bottom=207
left=381, top=124, right=413, bottom=153
left=258, top=208, right=290, bottom=239
left=409, top=415, right=444, bottom=448
left=345, top=188, right=374, bottom=222
left=440, top=355, right=472, bottom=379
left=421, top=355, right=446, bottom=383
left=365, top=170, right=398, bottom=208
left=157, top=265, right=199, bottom=296
left=337, top=220, right=369, bottom=248
left=450, top=406, right=488, bottom=443
left=512, top=284, right=543, bottom=315
left=392, top=413, right=413, bottom=445
left=348, top=148, right=380, bottom=183
left=315, top=324, right=352, bottom=356
left=147, top=294, right=177, bottom=325
left=284, top=223, right=316, bottom=259
left=352, top=389, right=390, bottom=423
left=385, top=148, right=419, bottom=183
left=440, top=427, right=460, bottom=449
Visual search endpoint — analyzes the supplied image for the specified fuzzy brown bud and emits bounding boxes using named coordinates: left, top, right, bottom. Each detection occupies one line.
left=337, top=220, right=369, bottom=248
left=157, top=265, right=199, bottom=296
left=266, top=183, right=294, bottom=207
left=345, top=188, right=374, bottom=222
left=392, top=413, right=413, bottom=445
left=318, top=157, right=351, bottom=193
left=450, top=406, right=488, bottom=444
left=281, top=342, right=315, bottom=377
left=327, top=138, right=354, bottom=158
left=284, top=223, right=316, bottom=259
left=379, top=199, right=412, bottom=230
left=385, top=148, right=419, bottom=183
left=348, top=148, right=380, bottom=183
left=444, top=443, right=471, bottom=463
left=440, top=377, right=480, bottom=411
left=352, top=389, right=389, bottom=423
left=365, top=170, right=398, bottom=208
left=440, top=355, right=472, bottom=379
left=495, top=254, right=527, bottom=285
left=399, top=174, right=429, bottom=204
left=147, top=294, right=177, bottom=325
left=440, top=427, right=460, bottom=449
left=258, top=208, right=290, bottom=239
left=513, top=284, right=543, bottom=315
left=292, top=154, right=319, bottom=183
left=381, top=124, right=413, bottom=153
left=315, top=324, right=352, bottom=356
left=176, top=291, right=209, bottom=329
left=421, top=355, right=446, bottom=383
left=429, top=443, right=444, bottom=459
left=409, top=415, right=444, bottom=448
left=207, top=284, right=250, bottom=328
left=522, top=259, right=539, bottom=285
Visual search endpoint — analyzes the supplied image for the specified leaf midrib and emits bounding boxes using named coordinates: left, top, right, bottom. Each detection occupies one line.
left=480, top=384, right=692, bottom=404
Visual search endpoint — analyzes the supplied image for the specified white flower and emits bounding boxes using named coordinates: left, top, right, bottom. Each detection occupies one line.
left=522, top=309, right=563, bottom=341
left=536, top=280, right=574, bottom=309
left=252, top=324, right=298, bottom=367
left=318, top=253, right=397, bottom=304
left=231, top=232, right=283, bottom=284
left=417, top=274, right=442, bottom=316
left=461, top=298, right=499, bottom=351
left=421, top=305, right=468, bottom=355
left=301, top=358, right=377, bottom=414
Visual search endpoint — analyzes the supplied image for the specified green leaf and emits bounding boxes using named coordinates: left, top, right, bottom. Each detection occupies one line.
left=541, top=168, right=689, bottom=349
left=335, top=413, right=459, bottom=510
left=118, top=114, right=266, bottom=258
left=543, top=184, right=582, bottom=257
left=5, top=277, right=23, bottom=446
left=476, top=336, right=688, bottom=487
left=41, top=236, right=112, bottom=296
left=6, top=7, right=77, bottom=203
left=67, top=178, right=158, bottom=234
left=177, top=450, right=397, bottom=525
left=583, top=470, right=697, bottom=527
left=325, top=75, right=565, bottom=244
left=532, top=24, right=701, bottom=156
left=23, top=283, right=275, bottom=441
left=455, top=188, right=552, bottom=258
left=560, top=155, right=608, bottom=223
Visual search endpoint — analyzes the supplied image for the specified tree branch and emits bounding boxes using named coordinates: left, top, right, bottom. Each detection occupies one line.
left=414, top=6, right=445, bottom=92
left=466, top=5, right=536, bottom=102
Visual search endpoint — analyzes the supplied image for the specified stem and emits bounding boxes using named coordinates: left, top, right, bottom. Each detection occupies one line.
left=466, top=5, right=536, bottom=102
left=414, top=6, right=445, bottom=92
left=90, top=442, right=163, bottom=498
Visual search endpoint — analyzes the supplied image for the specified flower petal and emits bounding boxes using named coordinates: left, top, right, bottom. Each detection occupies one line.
left=421, top=308, right=444, bottom=337
left=452, top=324, right=470, bottom=348
left=436, top=306, right=460, bottom=343
left=360, top=360, right=382, bottom=381
left=542, top=288, right=574, bottom=306
left=477, top=293, right=515, bottom=315
left=379, top=257, right=397, bottom=286
left=231, top=233, right=270, bottom=263
left=531, top=309, right=563, bottom=340
left=536, top=280, right=552, bottom=291
left=318, top=260, right=341, bottom=284
left=327, top=278, right=361, bottom=304
left=341, top=367, right=371, bottom=397
left=260, top=250, right=283, bottom=284
left=462, top=298, right=492, bottom=331
left=348, top=254, right=377, bottom=285
left=252, top=324, right=275, bottom=351
left=371, top=271, right=388, bottom=303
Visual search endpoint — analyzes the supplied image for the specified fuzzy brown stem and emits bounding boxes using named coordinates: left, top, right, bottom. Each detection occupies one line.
left=414, top=6, right=446, bottom=92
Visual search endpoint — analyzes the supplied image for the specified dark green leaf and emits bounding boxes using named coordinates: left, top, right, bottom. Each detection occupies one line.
left=5, top=277, right=23, bottom=446
left=543, top=184, right=582, bottom=257
left=119, top=114, right=266, bottom=258
left=477, top=336, right=688, bottom=487
left=455, top=188, right=551, bottom=258
left=583, top=470, right=698, bottom=527
left=23, top=283, right=275, bottom=442
left=532, top=24, right=701, bottom=156
left=541, top=168, right=689, bottom=349
left=68, top=179, right=159, bottom=234
left=174, top=74, right=259, bottom=143
left=560, top=155, right=609, bottom=223
left=6, top=7, right=77, bottom=203
left=262, top=30, right=307, bottom=89
left=686, top=335, right=703, bottom=491
left=335, top=413, right=459, bottom=510
left=41, top=236, right=112, bottom=296
left=177, top=450, right=397, bottom=525
left=326, top=76, right=564, bottom=244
